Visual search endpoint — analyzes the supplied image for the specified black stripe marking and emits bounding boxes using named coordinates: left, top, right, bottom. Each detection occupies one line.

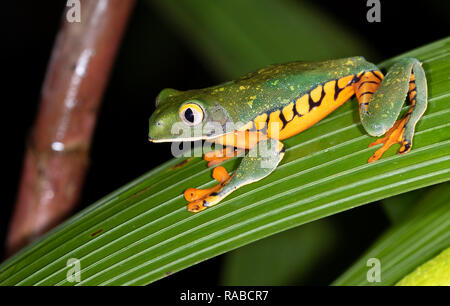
left=292, top=101, right=301, bottom=118
left=358, top=80, right=379, bottom=90
left=282, top=104, right=296, bottom=124
left=309, top=86, right=325, bottom=111
left=352, top=73, right=364, bottom=84
left=252, top=74, right=363, bottom=129
left=359, top=91, right=374, bottom=98
left=334, top=80, right=344, bottom=100
left=399, top=142, right=411, bottom=154
left=278, top=111, right=288, bottom=129
left=371, top=70, right=383, bottom=81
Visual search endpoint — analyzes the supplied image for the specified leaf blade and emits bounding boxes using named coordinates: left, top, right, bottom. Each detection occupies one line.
left=333, top=182, right=450, bottom=286
left=0, top=38, right=449, bottom=286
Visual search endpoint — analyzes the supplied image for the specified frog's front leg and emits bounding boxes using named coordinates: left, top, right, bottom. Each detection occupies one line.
left=185, top=138, right=285, bottom=212
left=203, top=146, right=245, bottom=167
left=354, top=57, right=427, bottom=162
left=202, top=130, right=267, bottom=167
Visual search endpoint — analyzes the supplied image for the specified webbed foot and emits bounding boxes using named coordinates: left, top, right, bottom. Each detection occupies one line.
left=368, top=116, right=411, bottom=163
left=184, top=166, right=231, bottom=212
left=184, top=138, right=284, bottom=213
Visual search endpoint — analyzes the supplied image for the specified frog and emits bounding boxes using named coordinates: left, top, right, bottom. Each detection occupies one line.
left=148, top=56, right=427, bottom=213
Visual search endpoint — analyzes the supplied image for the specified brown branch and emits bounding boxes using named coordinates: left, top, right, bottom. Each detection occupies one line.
left=7, top=0, right=135, bottom=256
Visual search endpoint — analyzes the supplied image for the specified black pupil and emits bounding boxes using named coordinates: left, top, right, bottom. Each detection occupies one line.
left=184, top=108, right=195, bottom=123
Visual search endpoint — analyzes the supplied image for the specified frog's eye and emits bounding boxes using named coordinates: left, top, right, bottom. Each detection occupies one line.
left=179, top=103, right=204, bottom=126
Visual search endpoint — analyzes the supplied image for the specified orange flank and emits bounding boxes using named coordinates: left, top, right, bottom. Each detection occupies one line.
left=212, top=130, right=267, bottom=149
left=253, top=113, right=268, bottom=130
left=310, top=84, right=323, bottom=101
left=277, top=77, right=355, bottom=140
left=294, top=94, right=309, bottom=116
left=204, top=146, right=245, bottom=167
left=337, top=75, right=354, bottom=89
left=281, top=102, right=295, bottom=122
left=267, top=110, right=284, bottom=138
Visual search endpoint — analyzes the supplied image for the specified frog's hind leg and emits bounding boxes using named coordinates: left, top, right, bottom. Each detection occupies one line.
left=185, top=138, right=285, bottom=212
left=352, top=70, right=384, bottom=114
left=354, top=58, right=427, bottom=163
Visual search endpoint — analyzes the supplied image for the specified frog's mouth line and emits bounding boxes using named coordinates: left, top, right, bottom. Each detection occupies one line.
left=148, top=132, right=229, bottom=143
left=148, top=136, right=205, bottom=143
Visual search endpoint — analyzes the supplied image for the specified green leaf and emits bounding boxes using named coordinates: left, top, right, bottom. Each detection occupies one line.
left=396, top=247, right=450, bottom=286
left=0, top=38, right=449, bottom=286
left=381, top=189, right=425, bottom=224
left=332, top=182, right=450, bottom=286
left=220, top=219, right=338, bottom=285
left=149, top=0, right=374, bottom=79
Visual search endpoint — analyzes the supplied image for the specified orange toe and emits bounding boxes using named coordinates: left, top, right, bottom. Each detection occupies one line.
left=183, top=166, right=231, bottom=212
left=184, top=183, right=223, bottom=202
left=368, top=117, right=409, bottom=163
left=212, top=166, right=231, bottom=183
left=187, top=200, right=207, bottom=212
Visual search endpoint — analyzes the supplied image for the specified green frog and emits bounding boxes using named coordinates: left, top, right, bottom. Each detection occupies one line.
left=148, top=57, right=427, bottom=212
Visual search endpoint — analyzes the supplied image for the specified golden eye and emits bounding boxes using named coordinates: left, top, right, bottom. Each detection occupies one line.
left=179, top=103, right=204, bottom=126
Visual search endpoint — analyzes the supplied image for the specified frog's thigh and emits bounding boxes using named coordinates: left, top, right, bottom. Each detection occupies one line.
left=360, top=58, right=426, bottom=137
left=352, top=70, right=384, bottom=114
left=358, top=58, right=427, bottom=162
left=188, top=138, right=285, bottom=212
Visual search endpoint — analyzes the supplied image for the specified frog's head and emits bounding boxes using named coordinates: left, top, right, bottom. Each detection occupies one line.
left=148, top=88, right=231, bottom=142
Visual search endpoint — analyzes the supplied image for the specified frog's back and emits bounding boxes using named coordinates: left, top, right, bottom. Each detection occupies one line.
left=214, top=57, right=380, bottom=139
left=237, top=56, right=377, bottom=98
left=242, top=56, right=374, bottom=82
left=212, top=57, right=376, bottom=122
